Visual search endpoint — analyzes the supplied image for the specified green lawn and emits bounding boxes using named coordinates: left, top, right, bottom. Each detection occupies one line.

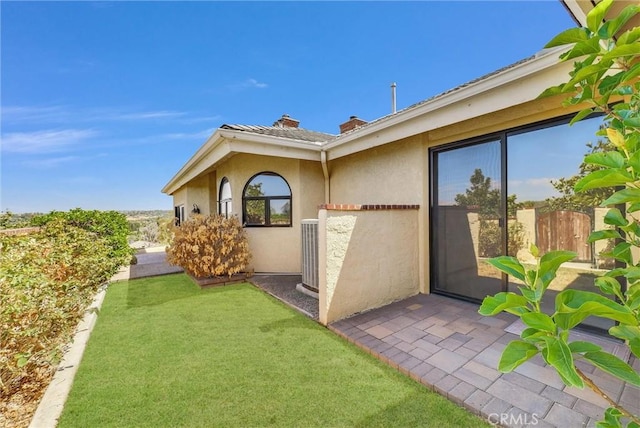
left=58, top=274, right=487, bottom=427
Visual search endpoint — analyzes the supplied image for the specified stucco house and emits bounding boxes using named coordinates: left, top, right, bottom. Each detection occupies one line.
left=163, top=0, right=637, bottom=326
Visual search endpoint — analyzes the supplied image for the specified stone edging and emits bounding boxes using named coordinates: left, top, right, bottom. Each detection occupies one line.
left=28, top=284, right=109, bottom=428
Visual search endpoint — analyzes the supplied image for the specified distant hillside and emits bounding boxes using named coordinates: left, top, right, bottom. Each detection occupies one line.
left=119, top=210, right=172, bottom=220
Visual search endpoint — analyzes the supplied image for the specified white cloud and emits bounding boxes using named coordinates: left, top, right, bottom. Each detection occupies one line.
left=1, top=105, right=69, bottom=123
left=228, top=78, right=269, bottom=91
left=1, top=105, right=200, bottom=125
left=1, top=129, right=99, bottom=154
left=103, top=110, right=188, bottom=121
left=246, top=78, right=268, bottom=89
left=22, top=156, right=80, bottom=168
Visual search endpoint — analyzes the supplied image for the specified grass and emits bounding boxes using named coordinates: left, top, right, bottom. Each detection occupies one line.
left=58, top=274, right=488, bottom=427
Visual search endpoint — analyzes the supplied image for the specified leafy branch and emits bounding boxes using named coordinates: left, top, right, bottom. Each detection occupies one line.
left=480, top=1, right=640, bottom=426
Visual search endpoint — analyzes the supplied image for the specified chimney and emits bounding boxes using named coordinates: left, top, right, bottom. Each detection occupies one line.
left=273, top=114, right=300, bottom=128
left=339, top=115, right=367, bottom=134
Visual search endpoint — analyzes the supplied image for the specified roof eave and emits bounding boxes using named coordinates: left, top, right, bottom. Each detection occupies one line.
left=322, top=45, right=571, bottom=157
left=161, top=129, right=323, bottom=195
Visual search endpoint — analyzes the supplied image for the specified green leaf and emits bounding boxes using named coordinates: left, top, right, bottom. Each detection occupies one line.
left=583, top=151, right=625, bottom=169
left=587, top=229, right=621, bottom=243
left=538, top=83, right=575, bottom=99
left=519, top=286, right=538, bottom=302
left=602, top=188, right=640, bottom=206
left=598, top=71, right=624, bottom=95
left=574, top=169, right=633, bottom=191
left=601, top=44, right=640, bottom=63
left=568, top=64, right=608, bottom=87
left=587, top=0, right=613, bottom=33
left=603, top=208, right=628, bottom=227
left=521, top=312, right=556, bottom=333
left=545, top=27, right=591, bottom=48
left=539, top=251, right=577, bottom=289
left=630, top=338, right=640, bottom=360
left=623, top=117, right=640, bottom=128
left=594, top=276, right=622, bottom=296
left=628, top=202, right=640, bottom=213
left=542, top=337, right=583, bottom=387
left=622, top=63, right=640, bottom=84
left=583, top=351, right=640, bottom=386
left=568, top=341, right=601, bottom=353
left=478, top=292, right=529, bottom=316
left=603, top=242, right=632, bottom=265
left=487, top=256, right=526, bottom=282
left=529, top=243, right=539, bottom=258
left=618, top=26, right=640, bottom=45
left=597, top=3, right=640, bottom=38
left=628, top=150, right=640, bottom=174
left=562, top=38, right=602, bottom=61
left=600, top=406, right=624, bottom=428
left=569, top=108, right=594, bottom=125
left=498, top=340, right=539, bottom=372
left=521, top=327, right=548, bottom=343
left=608, top=325, right=640, bottom=342
left=555, top=290, right=636, bottom=329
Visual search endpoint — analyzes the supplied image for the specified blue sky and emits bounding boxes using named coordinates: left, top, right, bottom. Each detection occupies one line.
left=1, top=1, right=577, bottom=213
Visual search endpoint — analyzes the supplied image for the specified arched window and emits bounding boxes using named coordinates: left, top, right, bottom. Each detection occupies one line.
left=242, top=172, right=291, bottom=227
left=219, top=177, right=232, bottom=218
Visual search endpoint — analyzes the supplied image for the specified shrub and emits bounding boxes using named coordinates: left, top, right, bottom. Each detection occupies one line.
left=1, top=219, right=114, bottom=423
left=478, top=220, right=525, bottom=258
left=31, top=208, right=133, bottom=270
left=166, top=215, right=251, bottom=278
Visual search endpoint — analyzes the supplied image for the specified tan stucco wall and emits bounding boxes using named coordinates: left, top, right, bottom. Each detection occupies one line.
left=318, top=208, right=420, bottom=324
left=328, top=135, right=430, bottom=294
left=329, top=135, right=423, bottom=204
left=214, top=153, right=325, bottom=273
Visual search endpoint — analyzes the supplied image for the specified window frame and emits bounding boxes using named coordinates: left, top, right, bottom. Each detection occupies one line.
left=218, top=177, right=232, bottom=219
left=174, top=204, right=185, bottom=226
left=242, top=172, right=292, bottom=227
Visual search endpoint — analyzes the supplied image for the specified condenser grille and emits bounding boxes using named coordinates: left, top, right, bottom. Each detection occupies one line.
left=301, top=219, right=319, bottom=291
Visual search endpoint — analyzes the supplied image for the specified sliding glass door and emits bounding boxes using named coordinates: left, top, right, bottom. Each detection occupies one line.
left=432, top=139, right=504, bottom=300
left=430, top=113, right=613, bottom=330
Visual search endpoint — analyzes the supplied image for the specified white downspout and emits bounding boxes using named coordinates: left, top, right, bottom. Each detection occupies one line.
left=321, top=150, right=330, bottom=204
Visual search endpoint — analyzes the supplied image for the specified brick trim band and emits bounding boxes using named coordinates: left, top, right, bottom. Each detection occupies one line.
left=319, top=204, right=419, bottom=211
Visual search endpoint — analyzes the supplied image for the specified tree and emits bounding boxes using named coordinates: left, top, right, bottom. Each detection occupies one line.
left=480, top=2, right=640, bottom=426
left=546, top=135, right=616, bottom=212
left=454, top=169, right=500, bottom=218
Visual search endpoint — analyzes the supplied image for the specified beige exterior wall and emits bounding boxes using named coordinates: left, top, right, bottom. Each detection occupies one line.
left=318, top=208, right=420, bottom=324
left=328, top=134, right=430, bottom=293
left=329, top=135, right=423, bottom=204
left=213, top=153, right=325, bottom=273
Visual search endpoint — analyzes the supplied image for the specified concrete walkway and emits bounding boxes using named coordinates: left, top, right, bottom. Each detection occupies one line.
left=111, top=246, right=183, bottom=281
left=328, top=293, right=640, bottom=428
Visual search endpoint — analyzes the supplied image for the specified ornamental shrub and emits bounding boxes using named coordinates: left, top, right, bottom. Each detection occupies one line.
left=1, top=219, right=114, bottom=425
left=166, top=214, right=251, bottom=278
left=31, top=208, right=133, bottom=271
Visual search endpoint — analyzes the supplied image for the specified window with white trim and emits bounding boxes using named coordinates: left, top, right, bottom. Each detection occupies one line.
left=219, top=177, right=232, bottom=218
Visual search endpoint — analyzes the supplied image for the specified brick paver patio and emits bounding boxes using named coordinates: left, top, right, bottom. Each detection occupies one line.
left=328, top=293, right=640, bottom=428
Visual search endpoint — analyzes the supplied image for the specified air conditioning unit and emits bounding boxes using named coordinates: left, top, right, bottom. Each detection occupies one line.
left=299, top=219, right=319, bottom=295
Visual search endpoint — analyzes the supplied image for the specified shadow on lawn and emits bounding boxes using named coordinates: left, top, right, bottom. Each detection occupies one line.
left=127, top=273, right=206, bottom=308
left=353, top=390, right=480, bottom=427
left=259, top=316, right=318, bottom=333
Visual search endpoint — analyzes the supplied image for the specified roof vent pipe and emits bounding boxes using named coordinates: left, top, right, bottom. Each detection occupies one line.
left=391, top=82, right=397, bottom=114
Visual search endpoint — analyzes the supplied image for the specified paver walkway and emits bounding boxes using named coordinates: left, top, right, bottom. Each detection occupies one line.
left=328, top=293, right=640, bottom=428
left=111, top=246, right=182, bottom=281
